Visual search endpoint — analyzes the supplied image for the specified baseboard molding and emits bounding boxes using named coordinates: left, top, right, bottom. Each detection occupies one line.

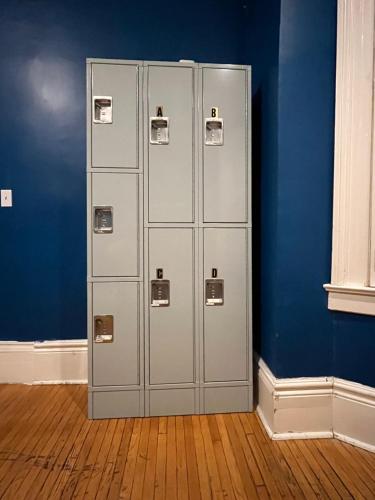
left=256, top=356, right=375, bottom=453
left=0, top=340, right=88, bottom=384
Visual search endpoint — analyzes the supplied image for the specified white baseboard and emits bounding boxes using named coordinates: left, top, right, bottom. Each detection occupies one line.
left=0, top=340, right=88, bottom=384
left=256, top=356, right=375, bottom=453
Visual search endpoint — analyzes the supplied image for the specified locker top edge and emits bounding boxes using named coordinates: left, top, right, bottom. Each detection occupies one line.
left=86, top=58, right=143, bottom=65
left=86, top=58, right=250, bottom=71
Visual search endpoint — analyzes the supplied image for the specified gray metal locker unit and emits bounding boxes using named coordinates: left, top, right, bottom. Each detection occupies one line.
left=87, top=59, right=144, bottom=419
left=87, top=58, right=252, bottom=419
left=198, top=63, right=252, bottom=414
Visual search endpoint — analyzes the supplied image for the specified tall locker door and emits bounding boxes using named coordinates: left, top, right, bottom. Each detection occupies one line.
left=203, top=228, right=249, bottom=412
left=202, top=67, right=248, bottom=222
left=91, top=63, right=139, bottom=168
left=148, top=228, right=196, bottom=415
left=92, top=173, right=139, bottom=277
left=147, top=65, right=194, bottom=222
left=91, top=282, right=142, bottom=418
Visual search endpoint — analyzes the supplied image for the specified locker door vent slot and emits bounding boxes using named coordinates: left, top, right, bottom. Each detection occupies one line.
left=93, top=96, right=113, bottom=124
left=150, top=117, right=169, bottom=144
left=151, top=280, right=170, bottom=307
left=94, top=315, right=114, bottom=343
left=205, top=118, right=223, bottom=145
left=205, top=279, right=224, bottom=306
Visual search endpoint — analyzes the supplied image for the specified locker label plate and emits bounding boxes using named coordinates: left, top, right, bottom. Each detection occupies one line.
left=151, top=280, right=170, bottom=307
left=205, top=279, right=224, bottom=306
left=94, top=315, right=114, bottom=343
left=150, top=117, right=169, bottom=144
left=93, top=96, right=113, bottom=124
left=94, top=206, right=113, bottom=233
left=205, top=117, right=223, bottom=146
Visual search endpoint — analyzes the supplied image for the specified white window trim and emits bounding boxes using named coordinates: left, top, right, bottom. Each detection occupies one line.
left=324, top=0, right=375, bottom=315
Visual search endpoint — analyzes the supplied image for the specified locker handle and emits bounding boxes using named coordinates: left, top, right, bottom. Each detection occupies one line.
left=94, top=315, right=114, bottom=343
left=93, top=206, right=113, bottom=234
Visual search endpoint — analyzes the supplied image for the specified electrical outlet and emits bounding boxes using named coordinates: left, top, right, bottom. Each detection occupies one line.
left=1, top=189, right=12, bottom=207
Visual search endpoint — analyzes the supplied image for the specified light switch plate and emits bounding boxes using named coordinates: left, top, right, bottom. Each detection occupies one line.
left=1, top=190, right=12, bottom=207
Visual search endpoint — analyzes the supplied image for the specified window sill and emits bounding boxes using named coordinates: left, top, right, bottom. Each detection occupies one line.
left=324, top=284, right=375, bottom=316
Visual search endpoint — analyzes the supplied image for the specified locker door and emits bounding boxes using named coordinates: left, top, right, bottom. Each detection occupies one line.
left=147, top=66, right=194, bottom=222
left=92, top=282, right=139, bottom=386
left=203, top=228, right=248, bottom=382
left=92, top=63, right=138, bottom=168
left=92, top=173, right=139, bottom=277
left=148, top=228, right=195, bottom=384
left=202, top=68, right=248, bottom=222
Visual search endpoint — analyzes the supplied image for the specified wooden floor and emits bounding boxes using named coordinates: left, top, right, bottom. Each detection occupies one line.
left=0, top=386, right=374, bottom=499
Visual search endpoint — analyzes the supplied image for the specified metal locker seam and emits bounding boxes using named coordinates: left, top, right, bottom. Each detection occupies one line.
left=91, top=385, right=142, bottom=392
left=143, top=227, right=150, bottom=416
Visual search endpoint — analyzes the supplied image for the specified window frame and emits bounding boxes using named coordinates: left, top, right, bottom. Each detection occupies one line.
left=324, top=0, right=375, bottom=315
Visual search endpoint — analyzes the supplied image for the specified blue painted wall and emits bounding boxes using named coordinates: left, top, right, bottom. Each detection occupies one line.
left=249, top=0, right=375, bottom=387
left=275, top=0, right=336, bottom=378
left=1, top=0, right=374, bottom=387
left=0, top=0, right=247, bottom=341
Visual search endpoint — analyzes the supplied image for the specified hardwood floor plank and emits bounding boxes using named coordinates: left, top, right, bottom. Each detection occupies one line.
left=118, top=417, right=142, bottom=499
left=222, top=414, right=258, bottom=499
left=286, top=439, right=336, bottom=499
left=215, top=414, right=248, bottom=500
left=91, top=419, right=126, bottom=500
left=315, top=439, right=373, bottom=499
left=131, top=417, right=151, bottom=500
left=239, top=415, right=281, bottom=499
left=154, top=417, right=168, bottom=500
left=207, top=414, right=236, bottom=500
left=176, top=416, right=189, bottom=500
left=16, top=387, right=85, bottom=500
left=246, top=433, right=282, bottom=500
left=46, top=417, right=93, bottom=499
left=297, top=439, right=352, bottom=499
left=142, top=417, right=159, bottom=500
left=0, top=385, right=59, bottom=469
left=200, top=415, right=225, bottom=500
left=343, top=442, right=375, bottom=481
left=275, top=440, right=317, bottom=498
left=249, top=413, right=297, bottom=498
left=0, top=385, right=70, bottom=498
left=83, top=419, right=118, bottom=499
left=107, top=418, right=135, bottom=500
left=231, top=413, right=264, bottom=487
left=183, top=416, right=201, bottom=500
left=332, top=439, right=375, bottom=492
left=192, top=415, right=212, bottom=499
left=311, top=439, right=363, bottom=498
left=166, top=416, right=177, bottom=500
left=58, top=418, right=102, bottom=499
left=69, top=419, right=109, bottom=499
